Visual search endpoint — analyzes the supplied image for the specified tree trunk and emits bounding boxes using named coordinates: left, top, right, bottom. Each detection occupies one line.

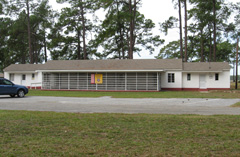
left=213, top=0, right=217, bottom=62
left=128, top=0, right=136, bottom=59
left=26, top=0, right=33, bottom=64
left=133, top=0, right=137, bottom=50
left=184, top=0, right=188, bottom=62
left=190, top=36, right=194, bottom=61
left=33, top=37, right=38, bottom=64
left=117, top=2, right=123, bottom=59
left=120, top=28, right=125, bottom=59
left=44, top=30, right=47, bottom=62
left=77, top=30, right=81, bottom=60
left=21, top=50, right=26, bottom=64
left=129, top=0, right=133, bottom=59
left=233, top=61, right=235, bottom=82
left=235, top=38, right=239, bottom=89
left=208, top=24, right=212, bottom=62
left=200, top=29, right=204, bottom=62
left=80, top=1, right=87, bottom=60
left=31, top=34, right=37, bottom=64
left=178, top=0, right=183, bottom=61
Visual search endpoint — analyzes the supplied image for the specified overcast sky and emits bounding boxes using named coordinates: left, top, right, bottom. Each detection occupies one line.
left=139, top=0, right=179, bottom=59
left=49, top=0, right=238, bottom=59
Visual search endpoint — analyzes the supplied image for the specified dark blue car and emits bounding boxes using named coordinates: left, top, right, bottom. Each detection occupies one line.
left=0, top=78, right=28, bottom=98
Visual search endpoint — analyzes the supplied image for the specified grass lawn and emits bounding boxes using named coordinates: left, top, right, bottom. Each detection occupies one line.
left=231, top=101, right=240, bottom=107
left=28, top=89, right=240, bottom=99
left=27, top=82, right=240, bottom=98
left=0, top=110, right=240, bottom=156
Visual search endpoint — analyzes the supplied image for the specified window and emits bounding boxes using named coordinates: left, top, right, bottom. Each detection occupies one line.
left=187, top=73, right=191, bottom=81
left=215, top=73, right=219, bottom=81
left=168, top=73, right=175, bottom=83
left=3, top=80, right=12, bottom=85
left=32, top=74, right=35, bottom=80
left=10, top=74, right=14, bottom=81
left=22, top=74, right=26, bottom=81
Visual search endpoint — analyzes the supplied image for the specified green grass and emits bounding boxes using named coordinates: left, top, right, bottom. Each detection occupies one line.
left=28, top=89, right=240, bottom=98
left=0, top=110, right=240, bottom=156
left=231, top=102, right=240, bottom=107
left=27, top=82, right=240, bottom=98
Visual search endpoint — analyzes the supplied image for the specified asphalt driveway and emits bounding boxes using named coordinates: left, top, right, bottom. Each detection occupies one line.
left=0, top=96, right=240, bottom=115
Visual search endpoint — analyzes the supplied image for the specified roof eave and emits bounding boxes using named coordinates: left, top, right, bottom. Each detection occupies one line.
left=37, top=69, right=165, bottom=73
left=4, top=71, right=37, bottom=73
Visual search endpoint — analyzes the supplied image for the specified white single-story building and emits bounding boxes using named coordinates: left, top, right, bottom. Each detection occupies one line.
left=3, top=59, right=231, bottom=91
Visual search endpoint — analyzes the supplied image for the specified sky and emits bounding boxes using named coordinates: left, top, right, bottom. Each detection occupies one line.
left=138, top=0, right=179, bottom=59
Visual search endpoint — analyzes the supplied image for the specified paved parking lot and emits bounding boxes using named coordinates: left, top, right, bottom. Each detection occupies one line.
left=0, top=96, right=240, bottom=115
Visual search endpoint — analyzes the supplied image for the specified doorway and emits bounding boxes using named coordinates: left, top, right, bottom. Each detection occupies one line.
left=199, top=74, right=206, bottom=89
left=21, top=74, right=26, bottom=85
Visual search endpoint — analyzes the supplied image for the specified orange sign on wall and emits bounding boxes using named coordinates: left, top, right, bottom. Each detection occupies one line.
left=95, top=74, right=103, bottom=84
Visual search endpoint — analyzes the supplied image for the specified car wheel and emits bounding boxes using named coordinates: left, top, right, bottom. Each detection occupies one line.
left=10, top=94, right=15, bottom=98
left=17, top=90, right=25, bottom=98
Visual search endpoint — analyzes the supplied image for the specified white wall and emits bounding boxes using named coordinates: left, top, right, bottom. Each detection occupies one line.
left=4, top=70, right=230, bottom=89
left=4, top=72, right=41, bottom=87
left=182, top=71, right=230, bottom=89
left=4, top=72, right=9, bottom=79
left=161, top=71, right=182, bottom=89
left=207, top=71, right=230, bottom=89
left=37, top=71, right=43, bottom=87
left=13, top=74, right=22, bottom=85
left=182, top=73, right=199, bottom=88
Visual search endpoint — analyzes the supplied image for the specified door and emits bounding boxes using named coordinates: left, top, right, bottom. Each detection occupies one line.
left=199, top=74, right=206, bottom=89
left=21, top=74, right=26, bottom=86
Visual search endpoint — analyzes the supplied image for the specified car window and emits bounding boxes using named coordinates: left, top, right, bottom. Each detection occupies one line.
left=0, top=80, right=3, bottom=85
left=2, top=80, right=13, bottom=85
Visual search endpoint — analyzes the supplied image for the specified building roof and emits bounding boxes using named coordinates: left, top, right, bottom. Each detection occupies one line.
left=4, top=59, right=183, bottom=72
left=183, top=62, right=230, bottom=72
left=0, top=73, right=3, bottom=78
left=4, top=64, right=45, bottom=72
left=3, top=59, right=230, bottom=72
left=41, top=59, right=183, bottom=71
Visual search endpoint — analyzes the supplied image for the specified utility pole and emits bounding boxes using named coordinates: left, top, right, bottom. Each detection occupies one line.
left=236, top=38, right=239, bottom=89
